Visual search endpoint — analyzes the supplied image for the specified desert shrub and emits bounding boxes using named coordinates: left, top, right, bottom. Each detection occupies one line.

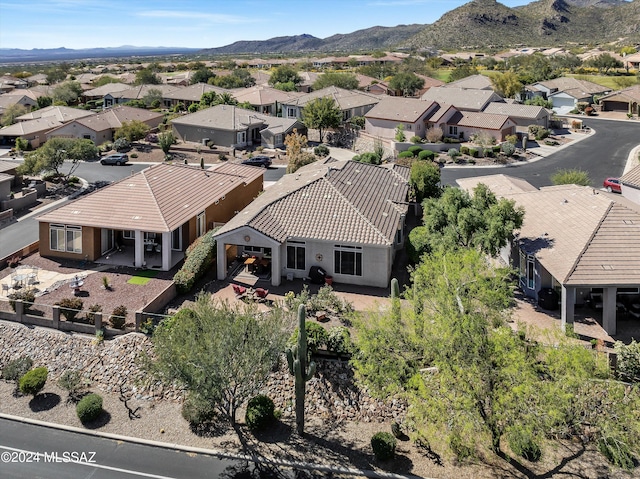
left=468, top=148, right=479, bottom=158
left=460, top=145, right=469, bottom=155
left=86, top=304, right=102, bottom=325
left=507, top=426, right=542, bottom=462
left=130, top=153, right=138, bottom=158
left=181, top=393, right=216, bottom=425
left=110, top=305, right=127, bottom=329
left=407, top=226, right=429, bottom=263
left=576, top=101, right=589, bottom=112
left=67, top=176, right=80, bottom=185
left=483, top=148, right=493, bottom=158
left=76, top=393, right=103, bottom=423
left=19, top=367, right=48, bottom=396
left=245, top=394, right=276, bottom=431
left=425, top=126, right=443, bottom=143
left=286, top=151, right=316, bottom=173
left=397, top=151, right=414, bottom=159
left=174, top=228, right=218, bottom=294
left=394, top=124, right=406, bottom=142
left=289, top=322, right=328, bottom=354
left=353, top=152, right=382, bottom=165
left=544, top=139, right=559, bottom=146
left=449, top=433, right=475, bottom=461
left=313, top=144, right=330, bottom=157
left=1, top=356, right=33, bottom=381
left=417, top=149, right=435, bottom=161
left=571, top=120, right=582, bottom=129
left=57, top=297, right=83, bottom=322
left=505, top=134, right=518, bottom=145
left=113, top=137, right=130, bottom=152
left=528, top=125, right=550, bottom=140
left=58, top=370, right=86, bottom=401
left=371, top=432, right=397, bottom=461
left=350, top=116, right=365, bottom=129
left=410, top=135, right=423, bottom=144
left=8, top=289, right=35, bottom=312
left=447, top=148, right=460, bottom=160
left=614, top=340, right=640, bottom=382
left=501, top=142, right=515, bottom=157
left=407, top=145, right=423, bottom=157
left=598, top=436, right=634, bottom=469
left=326, top=326, right=353, bottom=355
left=551, top=168, right=590, bottom=186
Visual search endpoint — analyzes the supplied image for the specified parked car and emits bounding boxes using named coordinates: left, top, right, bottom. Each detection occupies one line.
left=241, top=155, right=272, bottom=168
left=603, top=177, right=621, bottom=193
left=101, top=153, right=129, bottom=166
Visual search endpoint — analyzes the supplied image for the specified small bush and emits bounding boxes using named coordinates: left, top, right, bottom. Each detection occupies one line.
left=57, top=297, right=83, bottom=322
left=19, top=367, right=48, bottom=396
left=371, top=432, right=397, bottom=461
left=468, top=148, right=479, bottom=158
left=110, top=305, right=127, bottom=329
left=289, top=322, right=328, bottom=354
left=174, top=228, right=218, bottom=294
left=551, top=168, right=590, bottom=186
left=58, top=370, right=85, bottom=400
left=418, top=149, right=435, bottom=161
left=426, top=126, right=443, bottom=143
left=614, top=340, right=640, bottom=382
left=447, top=148, right=461, bottom=160
left=397, top=151, right=414, bottom=159
left=86, top=304, right=102, bottom=325
left=353, top=152, right=382, bottom=165
left=460, top=146, right=469, bottom=155
left=501, top=142, right=515, bottom=157
left=326, top=326, right=353, bottom=355
left=245, top=394, right=276, bottom=431
left=528, top=125, right=550, bottom=140
left=407, top=145, right=423, bottom=157
left=544, top=139, right=559, bottom=146
left=598, top=436, right=634, bottom=469
left=410, top=135, right=423, bottom=144
left=507, top=427, right=542, bottom=462
left=181, top=393, right=216, bottom=425
left=130, top=153, right=138, bottom=158
left=505, top=134, right=518, bottom=145
left=483, top=149, right=493, bottom=158
left=313, top=144, right=330, bottom=157
left=1, top=356, right=33, bottom=381
left=113, top=137, right=130, bottom=152
left=76, top=393, right=103, bottom=423
left=8, top=289, right=35, bottom=312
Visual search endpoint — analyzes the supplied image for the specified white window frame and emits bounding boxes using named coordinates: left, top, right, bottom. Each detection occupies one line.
left=50, top=224, right=82, bottom=253
left=334, top=244, right=362, bottom=276
left=50, top=224, right=65, bottom=252
left=287, top=107, right=296, bottom=118
left=196, top=211, right=206, bottom=237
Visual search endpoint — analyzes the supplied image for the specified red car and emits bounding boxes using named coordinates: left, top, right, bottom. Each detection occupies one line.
left=603, top=177, right=621, bottom=193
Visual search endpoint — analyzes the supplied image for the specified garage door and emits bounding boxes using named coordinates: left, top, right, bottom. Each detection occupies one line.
left=602, top=100, right=628, bottom=112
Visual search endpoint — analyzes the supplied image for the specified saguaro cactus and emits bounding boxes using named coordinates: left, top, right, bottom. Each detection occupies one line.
left=391, top=277, right=401, bottom=321
left=286, top=304, right=316, bottom=435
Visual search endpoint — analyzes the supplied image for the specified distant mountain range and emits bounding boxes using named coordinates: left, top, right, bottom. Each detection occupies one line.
left=0, top=46, right=200, bottom=64
left=2, top=0, right=639, bottom=64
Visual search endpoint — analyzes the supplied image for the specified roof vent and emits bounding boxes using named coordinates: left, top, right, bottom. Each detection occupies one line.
left=601, top=265, right=614, bottom=271
left=132, top=215, right=141, bottom=220
left=623, top=219, right=634, bottom=225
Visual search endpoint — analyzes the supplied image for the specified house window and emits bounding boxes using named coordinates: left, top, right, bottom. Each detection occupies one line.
left=50, top=224, right=82, bottom=253
left=196, top=211, right=206, bottom=237
left=342, top=110, right=351, bottom=121
left=526, top=254, right=535, bottom=289
left=334, top=245, right=362, bottom=276
left=237, top=131, right=246, bottom=144
left=287, top=108, right=296, bottom=118
left=274, top=134, right=283, bottom=145
left=286, top=241, right=306, bottom=270
left=172, top=227, right=182, bottom=251
left=449, top=126, right=458, bottom=135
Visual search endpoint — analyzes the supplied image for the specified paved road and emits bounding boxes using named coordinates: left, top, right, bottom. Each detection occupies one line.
left=0, top=418, right=308, bottom=479
left=441, top=117, right=638, bottom=188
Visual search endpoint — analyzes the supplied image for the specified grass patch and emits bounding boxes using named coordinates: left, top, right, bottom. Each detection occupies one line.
left=127, top=270, right=158, bottom=285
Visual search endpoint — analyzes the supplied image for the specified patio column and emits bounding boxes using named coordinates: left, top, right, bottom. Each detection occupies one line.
left=216, top=240, right=227, bottom=281
left=271, top=248, right=281, bottom=287
left=602, top=287, right=617, bottom=335
left=560, top=285, right=575, bottom=332
left=161, top=232, right=171, bottom=271
left=134, top=230, right=144, bottom=268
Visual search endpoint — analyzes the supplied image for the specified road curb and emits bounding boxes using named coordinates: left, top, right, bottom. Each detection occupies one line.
left=0, top=413, right=426, bottom=479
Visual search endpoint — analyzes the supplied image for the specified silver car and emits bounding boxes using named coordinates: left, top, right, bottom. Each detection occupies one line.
left=100, top=153, right=129, bottom=166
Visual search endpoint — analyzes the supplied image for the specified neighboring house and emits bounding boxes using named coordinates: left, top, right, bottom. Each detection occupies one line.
left=0, top=75, right=28, bottom=93
left=296, top=71, right=322, bottom=93
left=457, top=174, right=640, bottom=336
left=415, top=74, right=445, bottom=97
left=0, top=93, right=37, bottom=115
left=620, top=164, right=640, bottom=204
left=36, top=162, right=264, bottom=271
left=442, top=74, right=495, bottom=91
left=231, top=86, right=304, bottom=115
left=445, top=111, right=516, bottom=142
left=482, top=102, right=551, bottom=129
left=25, top=73, right=48, bottom=87
left=598, top=85, right=640, bottom=116
left=420, top=87, right=504, bottom=112
left=622, top=52, right=640, bottom=70
left=364, top=97, right=440, bottom=140
left=171, top=104, right=305, bottom=149
left=163, top=83, right=232, bottom=109
left=525, top=78, right=610, bottom=114
left=281, top=86, right=380, bottom=123
left=103, top=84, right=182, bottom=108
left=16, top=105, right=94, bottom=123
left=0, top=117, right=63, bottom=147
left=83, top=83, right=132, bottom=104
left=214, top=159, right=410, bottom=288
left=46, top=105, right=163, bottom=145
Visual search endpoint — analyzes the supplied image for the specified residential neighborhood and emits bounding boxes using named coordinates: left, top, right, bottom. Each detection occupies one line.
left=1, top=1, right=640, bottom=477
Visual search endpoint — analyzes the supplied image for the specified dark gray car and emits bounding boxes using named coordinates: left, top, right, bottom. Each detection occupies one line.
left=100, top=153, right=129, bottom=166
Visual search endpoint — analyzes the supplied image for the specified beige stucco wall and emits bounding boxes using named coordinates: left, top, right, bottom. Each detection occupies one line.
left=47, top=123, right=113, bottom=145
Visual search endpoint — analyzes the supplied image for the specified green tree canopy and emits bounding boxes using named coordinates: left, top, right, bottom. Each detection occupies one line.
left=93, top=75, right=122, bottom=87
left=409, top=160, right=441, bottom=202
left=421, top=184, right=524, bottom=257
left=211, top=69, right=255, bottom=89
left=550, top=168, right=591, bottom=186
left=114, top=120, right=151, bottom=142
left=36, top=96, right=53, bottom=109
left=301, top=97, right=342, bottom=143
left=448, top=64, right=478, bottom=82
left=312, top=72, right=359, bottom=90
left=190, top=68, right=216, bottom=85
left=269, top=65, right=302, bottom=89
left=135, top=68, right=161, bottom=85
left=52, top=81, right=83, bottom=105
left=1, top=103, right=28, bottom=126
left=490, top=72, right=523, bottom=98
left=524, top=96, right=553, bottom=109
left=149, top=296, right=290, bottom=425
left=586, top=53, right=623, bottom=74
left=142, top=88, right=163, bottom=108
left=19, top=137, right=98, bottom=176
left=388, top=72, right=425, bottom=97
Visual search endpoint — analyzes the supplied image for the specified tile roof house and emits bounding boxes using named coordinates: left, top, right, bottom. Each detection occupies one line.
left=37, top=162, right=264, bottom=271
left=162, top=83, right=233, bottom=109
left=16, top=105, right=94, bottom=123
left=280, top=86, right=380, bottom=123
left=446, top=111, right=516, bottom=142
left=364, top=97, right=441, bottom=140
left=0, top=93, right=38, bottom=115
left=525, top=77, right=611, bottom=114
left=103, top=84, right=182, bottom=108
left=620, top=164, right=640, bottom=204
left=171, top=104, right=305, bottom=149
left=230, top=86, right=304, bottom=115
left=420, top=87, right=504, bottom=112
left=482, top=102, right=551, bottom=129
left=83, top=83, right=134, bottom=102
left=0, top=117, right=64, bottom=148
left=598, top=85, right=640, bottom=116
left=46, top=105, right=163, bottom=145
left=457, top=174, right=640, bottom=335
left=214, top=159, right=410, bottom=288
left=442, top=74, right=495, bottom=91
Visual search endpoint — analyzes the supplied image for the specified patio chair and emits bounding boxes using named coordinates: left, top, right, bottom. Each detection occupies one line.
left=145, top=243, right=154, bottom=254
left=1, top=283, right=10, bottom=296
left=155, top=243, right=161, bottom=254
left=232, top=284, right=247, bottom=296
left=255, top=288, right=269, bottom=299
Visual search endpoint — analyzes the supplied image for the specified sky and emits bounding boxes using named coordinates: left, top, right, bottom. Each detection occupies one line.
left=0, top=0, right=531, bottom=51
